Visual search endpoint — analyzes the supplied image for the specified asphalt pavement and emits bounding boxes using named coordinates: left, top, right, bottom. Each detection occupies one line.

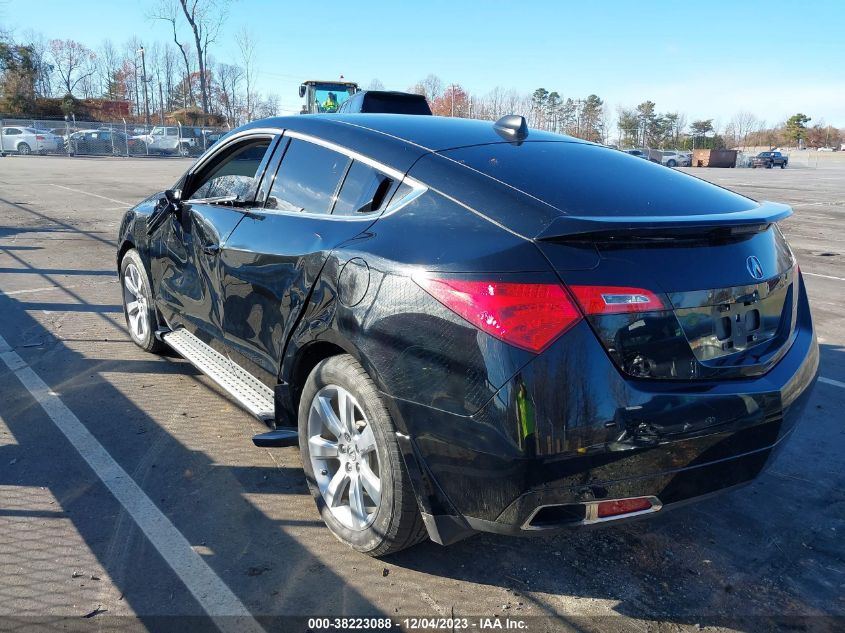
left=0, top=155, right=843, bottom=632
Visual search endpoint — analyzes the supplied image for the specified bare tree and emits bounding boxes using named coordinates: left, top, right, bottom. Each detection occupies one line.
left=728, top=111, right=760, bottom=149
left=49, top=39, right=96, bottom=96
left=258, top=93, right=280, bottom=118
left=151, top=1, right=195, bottom=107
left=236, top=27, right=256, bottom=121
left=23, top=29, right=53, bottom=97
left=412, top=73, right=442, bottom=102
left=367, top=78, right=385, bottom=90
left=97, top=39, right=121, bottom=98
left=215, top=62, right=242, bottom=125
left=175, top=0, right=228, bottom=114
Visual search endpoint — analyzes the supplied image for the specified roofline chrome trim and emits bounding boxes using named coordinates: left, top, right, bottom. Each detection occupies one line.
left=283, top=129, right=412, bottom=182
left=188, top=127, right=280, bottom=176
left=186, top=126, right=428, bottom=222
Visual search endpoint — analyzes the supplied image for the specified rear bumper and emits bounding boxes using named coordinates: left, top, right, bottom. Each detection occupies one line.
left=389, top=296, right=819, bottom=544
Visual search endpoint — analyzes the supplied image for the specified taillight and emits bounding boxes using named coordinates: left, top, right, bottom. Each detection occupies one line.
left=36, top=135, right=45, bottom=141
left=570, top=285, right=665, bottom=315
left=596, top=497, right=654, bottom=518
left=414, top=276, right=581, bottom=353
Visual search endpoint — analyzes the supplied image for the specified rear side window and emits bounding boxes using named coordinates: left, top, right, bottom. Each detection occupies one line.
left=266, top=139, right=349, bottom=214
left=333, top=161, right=394, bottom=215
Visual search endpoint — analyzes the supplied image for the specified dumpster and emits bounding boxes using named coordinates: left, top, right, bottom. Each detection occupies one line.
left=692, top=149, right=737, bottom=167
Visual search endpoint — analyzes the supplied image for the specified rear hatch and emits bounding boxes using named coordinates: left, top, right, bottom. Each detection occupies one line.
left=539, top=220, right=798, bottom=380
left=437, top=141, right=800, bottom=380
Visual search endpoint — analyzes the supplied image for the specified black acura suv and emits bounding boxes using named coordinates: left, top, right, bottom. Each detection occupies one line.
left=117, top=114, right=818, bottom=556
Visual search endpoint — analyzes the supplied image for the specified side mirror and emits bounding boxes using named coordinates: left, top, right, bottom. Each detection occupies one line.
left=148, top=189, right=183, bottom=235
left=160, top=188, right=183, bottom=213
left=299, top=84, right=306, bottom=99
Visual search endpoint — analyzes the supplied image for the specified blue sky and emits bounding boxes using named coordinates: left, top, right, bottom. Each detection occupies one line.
left=4, top=0, right=845, bottom=125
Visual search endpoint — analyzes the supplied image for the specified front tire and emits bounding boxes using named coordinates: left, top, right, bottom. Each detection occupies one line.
left=120, top=249, right=164, bottom=353
left=298, top=354, right=426, bottom=556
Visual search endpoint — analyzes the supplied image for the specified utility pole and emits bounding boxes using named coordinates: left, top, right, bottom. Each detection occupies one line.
left=133, top=60, right=140, bottom=117
left=138, top=46, right=151, bottom=126
left=158, top=80, right=165, bottom=124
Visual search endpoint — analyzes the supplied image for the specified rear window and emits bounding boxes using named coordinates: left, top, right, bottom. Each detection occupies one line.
left=440, top=142, right=753, bottom=217
left=361, top=94, right=432, bottom=115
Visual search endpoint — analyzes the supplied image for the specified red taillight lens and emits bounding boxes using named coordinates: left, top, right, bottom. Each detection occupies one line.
left=596, top=497, right=654, bottom=518
left=570, top=285, right=665, bottom=315
left=36, top=135, right=45, bottom=140
left=414, top=277, right=581, bottom=353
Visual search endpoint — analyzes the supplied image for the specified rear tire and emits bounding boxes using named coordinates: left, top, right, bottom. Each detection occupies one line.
left=17, top=142, right=31, bottom=155
left=298, top=354, right=427, bottom=556
left=667, top=159, right=677, bottom=167
left=120, top=249, right=164, bottom=354
left=780, top=163, right=786, bottom=169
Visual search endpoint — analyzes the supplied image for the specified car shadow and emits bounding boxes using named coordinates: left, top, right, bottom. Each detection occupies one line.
left=385, top=343, right=845, bottom=627
left=1, top=200, right=842, bottom=629
left=0, top=246, right=388, bottom=629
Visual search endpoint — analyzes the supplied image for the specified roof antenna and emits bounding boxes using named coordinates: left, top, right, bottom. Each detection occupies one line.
left=493, top=115, right=528, bottom=143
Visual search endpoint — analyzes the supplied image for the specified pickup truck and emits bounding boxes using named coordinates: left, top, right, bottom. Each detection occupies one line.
left=132, top=126, right=204, bottom=156
left=751, top=151, right=788, bottom=169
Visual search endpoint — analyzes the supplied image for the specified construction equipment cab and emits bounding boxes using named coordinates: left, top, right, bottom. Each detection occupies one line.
left=299, top=80, right=360, bottom=114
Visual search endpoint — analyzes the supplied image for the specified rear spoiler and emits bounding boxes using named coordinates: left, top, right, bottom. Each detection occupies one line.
left=535, top=201, right=793, bottom=241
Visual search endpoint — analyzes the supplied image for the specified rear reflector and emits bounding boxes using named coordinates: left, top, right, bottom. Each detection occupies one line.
left=414, top=277, right=581, bottom=353
left=570, top=285, right=665, bottom=315
left=596, top=497, right=654, bottom=518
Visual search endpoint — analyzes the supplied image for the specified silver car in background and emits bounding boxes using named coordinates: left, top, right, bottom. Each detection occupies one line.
left=0, top=126, right=63, bottom=155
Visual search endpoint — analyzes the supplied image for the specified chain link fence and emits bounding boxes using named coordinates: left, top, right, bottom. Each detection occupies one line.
left=0, top=117, right=231, bottom=158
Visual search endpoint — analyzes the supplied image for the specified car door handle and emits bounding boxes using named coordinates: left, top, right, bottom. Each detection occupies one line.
left=202, top=243, right=220, bottom=256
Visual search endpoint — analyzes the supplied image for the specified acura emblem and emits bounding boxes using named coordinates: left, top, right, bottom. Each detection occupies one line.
left=746, top=255, right=764, bottom=280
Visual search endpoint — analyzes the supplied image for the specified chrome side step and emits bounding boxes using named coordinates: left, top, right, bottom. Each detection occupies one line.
left=162, top=328, right=275, bottom=423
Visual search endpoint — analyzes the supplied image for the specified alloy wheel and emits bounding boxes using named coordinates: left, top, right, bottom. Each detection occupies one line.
left=122, top=262, right=149, bottom=342
left=307, top=384, right=382, bottom=531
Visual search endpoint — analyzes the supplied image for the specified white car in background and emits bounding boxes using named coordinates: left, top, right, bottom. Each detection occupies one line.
left=132, top=126, right=201, bottom=156
left=660, top=150, right=691, bottom=167
left=0, top=126, right=63, bottom=155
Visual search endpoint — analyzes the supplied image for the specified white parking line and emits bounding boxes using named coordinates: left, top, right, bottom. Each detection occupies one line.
left=804, top=272, right=845, bottom=282
left=0, top=333, right=264, bottom=633
left=819, top=376, right=845, bottom=390
left=49, top=184, right=133, bottom=207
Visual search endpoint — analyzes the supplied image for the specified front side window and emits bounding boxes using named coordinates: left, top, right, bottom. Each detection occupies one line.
left=333, top=160, right=394, bottom=215
left=266, top=139, right=349, bottom=214
left=188, top=138, right=272, bottom=202
left=4, top=128, right=21, bottom=136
